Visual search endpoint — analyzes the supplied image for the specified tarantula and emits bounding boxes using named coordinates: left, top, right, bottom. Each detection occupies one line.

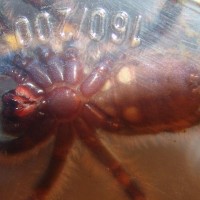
left=1, top=0, right=197, bottom=200
left=1, top=42, right=200, bottom=200
left=0, top=43, right=146, bottom=200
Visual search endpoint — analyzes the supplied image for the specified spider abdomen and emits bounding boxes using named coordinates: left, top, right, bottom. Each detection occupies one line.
left=45, top=86, right=81, bottom=120
left=93, top=56, right=200, bottom=133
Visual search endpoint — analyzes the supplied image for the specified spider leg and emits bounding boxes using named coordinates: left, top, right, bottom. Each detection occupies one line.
left=82, top=103, right=121, bottom=131
left=3, top=64, right=43, bottom=95
left=80, top=55, right=116, bottom=97
left=37, top=46, right=64, bottom=82
left=62, top=47, right=84, bottom=85
left=75, top=119, right=145, bottom=200
left=13, top=54, right=52, bottom=89
left=0, top=119, right=57, bottom=154
left=30, top=123, right=75, bottom=200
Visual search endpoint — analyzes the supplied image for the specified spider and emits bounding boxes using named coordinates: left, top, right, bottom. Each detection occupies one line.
left=0, top=43, right=146, bottom=200
left=1, top=42, right=200, bottom=200
left=0, top=0, right=197, bottom=200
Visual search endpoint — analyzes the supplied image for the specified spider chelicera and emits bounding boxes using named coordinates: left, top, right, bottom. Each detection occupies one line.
left=0, top=45, right=145, bottom=200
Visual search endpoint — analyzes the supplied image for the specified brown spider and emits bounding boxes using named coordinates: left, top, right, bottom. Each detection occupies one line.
left=1, top=42, right=200, bottom=200
left=0, top=44, right=146, bottom=200
left=0, top=0, right=198, bottom=200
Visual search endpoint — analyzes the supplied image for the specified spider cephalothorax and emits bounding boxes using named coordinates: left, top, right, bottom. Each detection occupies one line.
left=3, top=47, right=84, bottom=121
left=2, top=46, right=117, bottom=123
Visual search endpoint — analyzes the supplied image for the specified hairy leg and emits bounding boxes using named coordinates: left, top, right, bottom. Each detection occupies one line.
left=30, top=124, right=75, bottom=200
left=0, top=119, right=57, bottom=154
left=81, top=103, right=121, bottom=131
left=75, top=119, right=145, bottom=200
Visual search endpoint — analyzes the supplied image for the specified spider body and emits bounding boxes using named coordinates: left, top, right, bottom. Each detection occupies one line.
left=2, top=46, right=117, bottom=123
left=1, top=45, right=146, bottom=200
left=45, top=86, right=82, bottom=119
left=0, top=0, right=198, bottom=200
left=1, top=43, right=200, bottom=200
left=6, top=47, right=84, bottom=120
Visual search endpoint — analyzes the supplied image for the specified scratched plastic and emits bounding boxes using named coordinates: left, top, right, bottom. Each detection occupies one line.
left=0, top=1, right=200, bottom=200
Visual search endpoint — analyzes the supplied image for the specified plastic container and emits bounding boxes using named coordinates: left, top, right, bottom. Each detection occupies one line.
left=0, top=0, right=200, bottom=200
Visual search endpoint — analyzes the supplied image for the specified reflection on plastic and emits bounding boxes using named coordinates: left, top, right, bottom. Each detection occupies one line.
left=0, top=0, right=200, bottom=200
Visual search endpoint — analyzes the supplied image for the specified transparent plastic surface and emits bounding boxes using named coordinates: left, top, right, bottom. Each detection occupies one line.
left=0, top=0, right=200, bottom=200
